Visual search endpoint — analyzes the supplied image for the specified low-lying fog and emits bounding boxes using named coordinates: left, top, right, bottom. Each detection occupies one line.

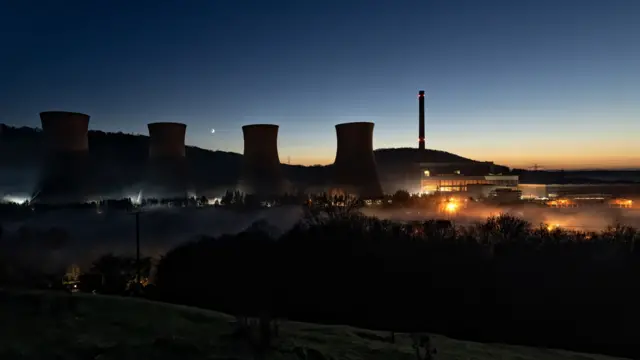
left=2, top=203, right=640, bottom=274
left=361, top=203, right=640, bottom=232
left=0, top=206, right=305, bottom=272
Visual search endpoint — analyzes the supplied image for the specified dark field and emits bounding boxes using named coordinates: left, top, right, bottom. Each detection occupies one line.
left=0, top=290, right=627, bottom=360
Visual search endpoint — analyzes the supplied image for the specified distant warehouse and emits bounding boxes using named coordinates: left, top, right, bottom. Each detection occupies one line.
left=519, top=183, right=640, bottom=200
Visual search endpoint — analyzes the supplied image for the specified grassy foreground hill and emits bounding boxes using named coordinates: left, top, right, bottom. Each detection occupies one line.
left=0, top=290, right=627, bottom=360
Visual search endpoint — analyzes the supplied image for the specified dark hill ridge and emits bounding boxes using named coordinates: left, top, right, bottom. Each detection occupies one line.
left=374, top=147, right=477, bottom=164
left=4, top=124, right=636, bottom=192
left=0, top=124, right=480, bottom=164
left=0, top=124, right=498, bottom=194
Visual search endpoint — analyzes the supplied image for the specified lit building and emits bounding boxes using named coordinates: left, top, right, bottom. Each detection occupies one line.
left=518, top=184, right=549, bottom=200
left=610, top=198, right=633, bottom=208
left=518, top=183, right=640, bottom=200
left=420, top=175, right=519, bottom=193
left=519, top=184, right=635, bottom=208
left=489, top=188, right=523, bottom=203
left=419, top=163, right=519, bottom=197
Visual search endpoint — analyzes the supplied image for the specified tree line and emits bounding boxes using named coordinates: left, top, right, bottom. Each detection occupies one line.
left=150, top=212, right=640, bottom=358
left=0, top=189, right=451, bottom=212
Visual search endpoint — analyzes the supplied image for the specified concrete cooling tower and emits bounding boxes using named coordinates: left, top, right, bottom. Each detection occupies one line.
left=239, top=124, right=286, bottom=196
left=34, top=111, right=92, bottom=204
left=147, top=122, right=190, bottom=199
left=333, top=122, right=383, bottom=199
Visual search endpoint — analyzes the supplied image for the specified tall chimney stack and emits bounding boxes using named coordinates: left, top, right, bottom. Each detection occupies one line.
left=418, top=90, right=425, bottom=150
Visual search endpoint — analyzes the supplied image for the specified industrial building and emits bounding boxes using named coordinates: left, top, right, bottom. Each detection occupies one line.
left=34, top=111, right=93, bottom=204
left=333, top=122, right=384, bottom=199
left=413, top=89, right=521, bottom=200
left=146, top=122, right=190, bottom=199
left=414, top=85, right=525, bottom=200
left=519, top=183, right=640, bottom=200
left=239, top=124, right=286, bottom=196
left=420, top=163, right=519, bottom=199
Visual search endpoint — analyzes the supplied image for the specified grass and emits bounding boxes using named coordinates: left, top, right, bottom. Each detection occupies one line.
left=0, top=290, right=628, bottom=360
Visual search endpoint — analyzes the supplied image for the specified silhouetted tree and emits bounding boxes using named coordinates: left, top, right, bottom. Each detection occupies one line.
left=90, top=254, right=152, bottom=294
left=220, top=190, right=233, bottom=206
left=392, top=189, right=411, bottom=205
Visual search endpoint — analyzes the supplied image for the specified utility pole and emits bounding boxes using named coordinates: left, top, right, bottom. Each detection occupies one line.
left=130, top=209, right=142, bottom=294
left=135, top=211, right=140, bottom=286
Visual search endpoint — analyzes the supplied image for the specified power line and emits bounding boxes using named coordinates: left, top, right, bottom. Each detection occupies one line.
left=528, top=164, right=545, bottom=171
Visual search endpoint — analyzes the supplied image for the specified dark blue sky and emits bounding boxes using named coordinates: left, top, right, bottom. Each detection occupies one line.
left=2, top=0, right=639, bottom=168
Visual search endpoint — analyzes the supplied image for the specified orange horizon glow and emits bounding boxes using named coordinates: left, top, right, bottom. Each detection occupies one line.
left=192, top=112, right=640, bottom=170
left=196, top=133, right=640, bottom=170
left=283, top=151, right=640, bottom=170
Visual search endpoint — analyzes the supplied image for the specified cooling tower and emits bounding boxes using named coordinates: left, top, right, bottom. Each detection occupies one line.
left=41, top=111, right=90, bottom=152
left=240, top=124, right=285, bottom=196
left=147, top=122, right=190, bottom=199
left=34, top=111, right=92, bottom=204
left=148, top=122, right=187, bottom=159
left=333, top=122, right=383, bottom=199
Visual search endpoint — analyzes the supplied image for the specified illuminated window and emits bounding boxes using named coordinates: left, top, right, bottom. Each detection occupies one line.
left=423, top=170, right=430, bottom=177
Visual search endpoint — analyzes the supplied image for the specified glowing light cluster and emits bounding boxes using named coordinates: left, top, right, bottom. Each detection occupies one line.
left=207, top=197, right=222, bottom=206
left=546, top=223, right=561, bottom=231
left=445, top=202, right=458, bottom=213
left=547, top=199, right=573, bottom=207
left=443, top=197, right=460, bottom=214
left=611, top=199, right=633, bottom=207
left=127, top=191, right=143, bottom=205
left=1, top=195, right=30, bottom=205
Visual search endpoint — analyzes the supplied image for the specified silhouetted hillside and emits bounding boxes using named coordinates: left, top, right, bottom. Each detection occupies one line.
left=0, top=125, right=506, bottom=195
left=374, top=147, right=477, bottom=164
left=3, top=124, right=636, bottom=195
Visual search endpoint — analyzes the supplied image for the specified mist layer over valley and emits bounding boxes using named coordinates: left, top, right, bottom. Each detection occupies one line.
left=4, top=199, right=640, bottom=276
left=0, top=206, right=305, bottom=273
left=361, top=203, right=640, bottom=232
